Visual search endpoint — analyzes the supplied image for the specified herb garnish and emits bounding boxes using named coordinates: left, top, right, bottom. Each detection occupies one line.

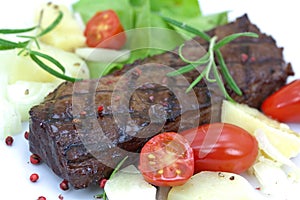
left=162, top=16, right=259, bottom=101
left=94, top=156, right=128, bottom=200
left=0, top=10, right=80, bottom=82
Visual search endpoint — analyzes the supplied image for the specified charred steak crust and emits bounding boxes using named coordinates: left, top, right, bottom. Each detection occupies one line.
left=29, top=15, right=293, bottom=189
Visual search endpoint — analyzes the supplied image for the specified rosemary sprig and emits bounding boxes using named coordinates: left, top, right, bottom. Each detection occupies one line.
left=94, top=156, right=128, bottom=200
left=0, top=10, right=81, bottom=82
left=162, top=15, right=259, bottom=101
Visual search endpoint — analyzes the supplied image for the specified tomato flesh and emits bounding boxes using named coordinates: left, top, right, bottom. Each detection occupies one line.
left=139, top=132, right=194, bottom=187
left=261, top=79, right=300, bottom=123
left=84, top=10, right=126, bottom=49
left=180, top=123, right=258, bottom=174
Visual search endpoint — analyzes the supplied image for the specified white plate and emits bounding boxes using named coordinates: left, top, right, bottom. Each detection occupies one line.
left=0, top=0, right=299, bottom=199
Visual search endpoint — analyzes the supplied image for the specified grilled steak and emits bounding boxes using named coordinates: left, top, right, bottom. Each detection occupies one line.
left=28, top=15, right=294, bottom=189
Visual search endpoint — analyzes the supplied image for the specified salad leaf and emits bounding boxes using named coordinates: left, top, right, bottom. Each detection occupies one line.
left=150, top=0, right=202, bottom=18
left=72, top=0, right=228, bottom=77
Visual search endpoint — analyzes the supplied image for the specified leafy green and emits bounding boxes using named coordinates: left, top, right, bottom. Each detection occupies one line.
left=72, top=0, right=228, bottom=77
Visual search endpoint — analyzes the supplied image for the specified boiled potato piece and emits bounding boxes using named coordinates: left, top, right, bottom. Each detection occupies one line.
left=35, top=3, right=85, bottom=52
left=0, top=49, right=14, bottom=77
left=0, top=98, right=22, bottom=139
left=0, top=70, right=22, bottom=138
left=221, top=100, right=300, bottom=158
left=7, top=81, right=57, bottom=121
left=168, top=171, right=264, bottom=200
left=254, top=130, right=300, bottom=181
left=104, top=165, right=157, bottom=200
left=9, top=49, right=55, bottom=83
left=9, top=43, right=89, bottom=84
left=253, top=157, right=292, bottom=197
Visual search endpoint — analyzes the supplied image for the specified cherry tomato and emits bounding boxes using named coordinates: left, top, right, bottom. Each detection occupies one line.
left=180, top=123, right=258, bottom=174
left=139, top=132, right=194, bottom=187
left=261, top=79, right=300, bottom=123
left=84, top=10, right=126, bottom=49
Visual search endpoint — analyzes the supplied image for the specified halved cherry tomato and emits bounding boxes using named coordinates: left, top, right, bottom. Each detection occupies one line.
left=180, top=123, right=258, bottom=174
left=261, top=79, right=300, bottom=123
left=139, top=132, right=194, bottom=187
left=84, top=10, right=126, bottom=49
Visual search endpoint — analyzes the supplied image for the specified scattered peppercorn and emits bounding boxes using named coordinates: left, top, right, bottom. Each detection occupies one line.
left=30, top=154, right=41, bottom=164
left=149, top=96, right=154, bottom=102
left=58, top=194, right=64, bottom=200
left=24, top=131, right=29, bottom=140
left=99, top=178, right=107, bottom=188
left=229, top=175, right=235, bottom=180
left=79, top=111, right=87, bottom=118
left=59, top=179, right=69, bottom=191
left=250, top=56, right=256, bottom=62
left=240, top=53, right=248, bottom=63
left=5, top=136, right=14, bottom=146
left=97, top=105, right=104, bottom=113
left=37, top=196, right=46, bottom=200
left=30, top=173, right=39, bottom=182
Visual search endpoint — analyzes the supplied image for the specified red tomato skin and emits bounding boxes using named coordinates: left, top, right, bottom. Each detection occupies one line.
left=139, top=132, right=194, bottom=187
left=261, top=79, right=300, bottom=123
left=84, top=10, right=126, bottom=49
left=180, top=123, right=258, bottom=174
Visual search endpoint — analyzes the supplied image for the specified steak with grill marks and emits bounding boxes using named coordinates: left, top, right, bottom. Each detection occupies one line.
left=28, top=14, right=294, bottom=189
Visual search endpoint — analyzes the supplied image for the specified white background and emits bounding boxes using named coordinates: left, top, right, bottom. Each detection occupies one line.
left=0, top=0, right=299, bottom=199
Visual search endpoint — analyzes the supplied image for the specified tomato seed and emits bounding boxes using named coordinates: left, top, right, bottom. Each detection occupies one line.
left=30, top=173, right=39, bottom=182
left=30, top=154, right=41, bottom=164
left=5, top=136, right=14, bottom=146
left=59, top=180, right=69, bottom=191
left=147, top=154, right=155, bottom=159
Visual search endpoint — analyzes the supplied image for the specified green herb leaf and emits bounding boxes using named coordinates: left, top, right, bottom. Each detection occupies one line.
left=37, top=10, right=63, bottom=37
left=93, top=193, right=104, bottom=199
left=215, top=49, right=242, bottom=95
left=110, top=156, right=129, bottom=178
left=167, top=64, right=196, bottom=76
left=186, top=69, right=206, bottom=92
left=30, top=50, right=66, bottom=73
left=212, top=62, right=235, bottom=102
left=178, top=44, right=210, bottom=64
left=214, top=32, right=259, bottom=50
left=29, top=51, right=80, bottom=82
left=0, top=26, right=37, bottom=34
left=0, top=38, right=29, bottom=50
